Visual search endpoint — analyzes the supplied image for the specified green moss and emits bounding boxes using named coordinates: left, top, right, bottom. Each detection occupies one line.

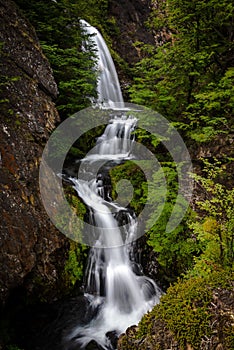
left=63, top=187, right=88, bottom=287
left=66, top=189, right=87, bottom=219
left=63, top=241, right=88, bottom=287
left=136, top=270, right=233, bottom=350
left=110, top=160, right=148, bottom=215
left=156, top=278, right=212, bottom=349
left=15, top=119, right=22, bottom=127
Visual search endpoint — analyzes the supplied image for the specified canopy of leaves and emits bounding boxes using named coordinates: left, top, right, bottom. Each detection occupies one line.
left=15, top=0, right=111, bottom=119
left=128, top=0, right=234, bottom=283
left=189, top=158, right=234, bottom=276
left=130, top=0, right=234, bottom=140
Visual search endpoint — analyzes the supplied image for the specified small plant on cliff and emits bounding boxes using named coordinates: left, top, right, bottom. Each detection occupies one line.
left=0, top=44, right=20, bottom=114
left=64, top=241, right=88, bottom=288
left=188, top=157, right=234, bottom=276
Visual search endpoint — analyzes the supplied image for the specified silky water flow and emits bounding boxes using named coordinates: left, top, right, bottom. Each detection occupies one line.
left=64, top=21, right=162, bottom=350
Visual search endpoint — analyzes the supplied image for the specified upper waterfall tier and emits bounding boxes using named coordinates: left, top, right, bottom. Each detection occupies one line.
left=80, top=19, right=124, bottom=108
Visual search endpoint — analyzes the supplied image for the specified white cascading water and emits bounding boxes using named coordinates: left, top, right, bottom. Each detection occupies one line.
left=64, top=21, right=162, bottom=350
left=80, top=19, right=124, bottom=109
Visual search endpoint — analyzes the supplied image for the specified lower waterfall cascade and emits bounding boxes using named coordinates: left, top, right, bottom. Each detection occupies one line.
left=64, top=115, right=162, bottom=350
left=63, top=21, right=162, bottom=350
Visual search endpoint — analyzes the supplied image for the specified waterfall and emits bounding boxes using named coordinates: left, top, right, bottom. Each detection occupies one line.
left=80, top=20, right=124, bottom=109
left=64, top=21, right=162, bottom=350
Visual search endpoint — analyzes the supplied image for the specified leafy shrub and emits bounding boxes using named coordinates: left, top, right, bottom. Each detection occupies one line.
left=146, top=163, right=199, bottom=284
left=15, top=0, right=99, bottom=119
left=189, top=158, right=234, bottom=276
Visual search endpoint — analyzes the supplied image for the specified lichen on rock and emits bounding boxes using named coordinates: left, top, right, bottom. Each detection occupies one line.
left=0, top=0, right=69, bottom=306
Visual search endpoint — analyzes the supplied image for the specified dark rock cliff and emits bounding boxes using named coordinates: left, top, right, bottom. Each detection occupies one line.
left=109, top=0, right=154, bottom=64
left=108, top=0, right=154, bottom=97
left=0, top=0, right=156, bottom=308
left=0, top=0, right=69, bottom=306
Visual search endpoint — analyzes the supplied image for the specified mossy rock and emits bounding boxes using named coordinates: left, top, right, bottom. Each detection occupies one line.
left=118, top=270, right=234, bottom=350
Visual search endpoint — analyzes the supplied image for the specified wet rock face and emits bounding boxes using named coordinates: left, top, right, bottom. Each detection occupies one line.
left=0, top=0, right=58, bottom=99
left=109, top=0, right=154, bottom=64
left=0, top=0, right=68, bottom=304
left=108, top=0, right=155, bottom=99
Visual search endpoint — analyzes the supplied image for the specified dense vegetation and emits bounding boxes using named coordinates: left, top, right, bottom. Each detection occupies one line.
left=8, top=0, right=233, bottom=349
left=127, top=0, right=234, bottom=283
left=15, top=0, right=112, bottom=119
left=119, top=270, right=233, bottom=349
left=124, top=1, right=234, bottom=347
left=130, top=0, right=234, bottom=140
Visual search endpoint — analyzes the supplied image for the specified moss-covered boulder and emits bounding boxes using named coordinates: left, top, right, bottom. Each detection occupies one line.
left=118, top=270, right=234, bottom=350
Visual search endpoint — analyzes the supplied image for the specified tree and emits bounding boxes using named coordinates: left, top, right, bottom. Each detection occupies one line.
left=129, top=0, right=234, bottom=140
left=15, top=0, right=101, bottom=119
left=129, top=1, right=234, bottom=279
left=189, top=158, right=234, bottom=275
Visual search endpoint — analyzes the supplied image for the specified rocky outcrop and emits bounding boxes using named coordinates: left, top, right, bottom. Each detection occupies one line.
left=0, top=0, right=69, bottom=305
left=109, top=0, right=154, bottom=64
left=108, top=0, right=154, bottom=98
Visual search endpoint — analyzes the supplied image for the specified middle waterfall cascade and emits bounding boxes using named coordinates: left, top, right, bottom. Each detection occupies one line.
left=64, top=21, right=162, bottom=350
left=66, top=117, right=161, bottom=350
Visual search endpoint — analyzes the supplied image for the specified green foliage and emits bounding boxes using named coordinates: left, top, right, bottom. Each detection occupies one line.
left=110, top=123, right=199, bottom=284
left=137, top=270, right=233, bottom=350
left=129, top=0, right=234, bottom=141
left=188, top=158, right=234, bottom=276
left=15, top=0, right=100, bottom=119
left=64, top=241, right=88, bottom=287
left=66, top=187, right=87, bottom=219
left=157, top=278, right=212, bottom=349
left=62, top=186, right=88, bottom=287
left=67, top=124, right=106, bottom=160
left=128, top=1, right=234, bottom=284
left=186, top=67, right=234, bottom=142
left=146, top=163, right=199, bottom=283
left=15, top=0, right=131, bottom=119
left=110, top=156, right=198, bottom=284
left=110, top=160, right=148, bottom=215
